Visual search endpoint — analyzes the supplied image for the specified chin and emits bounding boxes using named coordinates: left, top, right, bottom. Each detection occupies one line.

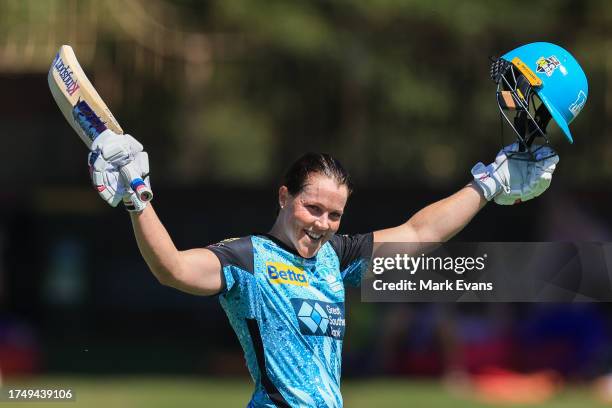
left=295, top=242, right=321, bottom=258
left=295, top=238, right=325, bottom=258
left=296, top=245, right=318, bottom=258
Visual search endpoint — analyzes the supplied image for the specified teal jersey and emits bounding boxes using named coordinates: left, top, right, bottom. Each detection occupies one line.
left=208, top=233, right=373, bottom=408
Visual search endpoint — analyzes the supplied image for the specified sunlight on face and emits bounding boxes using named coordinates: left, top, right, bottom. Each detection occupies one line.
left=279, top=174, right=349, bottom=258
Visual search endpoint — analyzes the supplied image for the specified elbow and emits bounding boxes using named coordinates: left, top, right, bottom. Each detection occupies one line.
left=406, top=221, right=444, bottom=243
left=148, top=264, right=180, bottom=288
left=154, top=272, right=173, bottom=287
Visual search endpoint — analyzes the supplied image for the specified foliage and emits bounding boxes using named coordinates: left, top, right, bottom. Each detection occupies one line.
left=0, top=0, right=610, bottom=187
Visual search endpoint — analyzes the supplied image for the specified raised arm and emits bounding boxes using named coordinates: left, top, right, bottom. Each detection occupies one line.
left=373, top=182, right=486, bottom=244
left=86, top=130, right=224, bottom=296
left=373, top=142, right=559, bottom=246
left=129, top=205, right=224, bottom=296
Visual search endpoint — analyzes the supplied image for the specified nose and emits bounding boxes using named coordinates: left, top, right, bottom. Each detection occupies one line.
left=314, top=215, right=330, bottom=231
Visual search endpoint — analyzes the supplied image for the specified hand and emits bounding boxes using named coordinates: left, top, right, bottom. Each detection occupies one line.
left=91, top=129, right=143, bottom=168
left=471, top=143, right=559, bottom=205
left=88, top=150, right=152, bottom=212
left=90, top=129, right=153, bottom=202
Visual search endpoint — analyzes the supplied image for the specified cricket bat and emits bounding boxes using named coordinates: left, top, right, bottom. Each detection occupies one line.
left=48, top=45, right=153, bottom=202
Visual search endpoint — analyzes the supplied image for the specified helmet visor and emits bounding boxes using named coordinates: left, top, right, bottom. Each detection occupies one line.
left=538, top=92, right=573, bottom=144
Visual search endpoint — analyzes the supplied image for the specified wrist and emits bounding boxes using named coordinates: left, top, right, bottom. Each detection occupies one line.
left=471, top=162, right=504, bottom=201
left=123, top=193, right=148, bottom=213
left=466, top=181, right=489, bottom=206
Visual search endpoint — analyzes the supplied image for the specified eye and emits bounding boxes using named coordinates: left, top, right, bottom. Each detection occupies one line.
left=306, top=204, right=322, bottom=215
left=329, top=212, right=342, bottom=222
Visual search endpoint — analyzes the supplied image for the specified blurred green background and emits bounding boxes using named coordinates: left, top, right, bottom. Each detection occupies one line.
left=0, top=0, right=610, bottom=189
left=1, top=0, right=612, bottom=407
left=5, top=376, right=612, bottom=408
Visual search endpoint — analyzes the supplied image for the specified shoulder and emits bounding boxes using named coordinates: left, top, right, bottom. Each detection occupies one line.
left=207, top=236, right=254, bottom=273
left=328, top=233, right=374, bottom=256
left=328, top=233, right=374, bottom=270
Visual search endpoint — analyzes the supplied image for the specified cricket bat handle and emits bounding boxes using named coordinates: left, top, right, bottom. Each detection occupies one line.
left=120, top=161, right=153, bottom=202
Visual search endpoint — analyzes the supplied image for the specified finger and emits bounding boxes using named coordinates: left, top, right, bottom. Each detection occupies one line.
left=124, top=135, right=144, bottom=154
left=92, top=153, right=112, bottom=172
left=101, top=141, right=130, bottom=163
left=90, top=129, right=120, bottom=151
left=102, top=169, right=123, bottom=191
left=123, top=190, right=148, bottom=212
left=135, top=152, right=150, bottom=175
left=94, top=168, right=125, bottom=206
left=92, top=170, right=106, bottom=188
left=496, top=147, right=519, bottom=165
left=93, top=176, right=114, bottom=204
left=121, top=162, right=153, bottom=202
left=110, top=193, right=123, bottom=207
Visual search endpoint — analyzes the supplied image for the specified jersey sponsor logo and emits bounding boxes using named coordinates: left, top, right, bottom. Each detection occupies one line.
left=266, top=262, right=309, bottom=286
left=290, top=299, right=345, bottom=339
left=325, top=275, right=343, bottom=293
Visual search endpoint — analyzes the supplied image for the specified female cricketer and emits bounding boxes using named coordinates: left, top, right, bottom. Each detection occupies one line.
left=85, top=42, right=586, bottom=407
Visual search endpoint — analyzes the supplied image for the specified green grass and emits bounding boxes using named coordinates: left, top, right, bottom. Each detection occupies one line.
left=0, top=376, right=607, bottom=408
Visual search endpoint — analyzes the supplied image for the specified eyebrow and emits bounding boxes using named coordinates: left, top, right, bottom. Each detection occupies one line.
left=303, top=199, right=344, bottom=215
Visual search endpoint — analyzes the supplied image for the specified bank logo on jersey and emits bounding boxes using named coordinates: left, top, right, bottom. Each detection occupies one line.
left=290, top=299, right=345, bottom=339
left=266, top=262, right=309, bottom=286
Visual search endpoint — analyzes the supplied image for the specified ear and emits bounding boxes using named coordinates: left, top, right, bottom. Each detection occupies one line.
left=279, top=186, right=289, bottom=209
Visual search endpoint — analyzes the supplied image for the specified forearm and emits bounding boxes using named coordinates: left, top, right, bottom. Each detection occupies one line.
left=373, top=182, right=486, bottom=245
left=90, top=134, right=222, bottom=294
left=406, top=182, right=487, bottom=242
left=129, top=204, right=183, bottom=285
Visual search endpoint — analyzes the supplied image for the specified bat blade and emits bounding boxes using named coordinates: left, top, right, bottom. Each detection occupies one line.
left=48, top=45, right=152, bottom=202
left=48, top=45, right=123, bottom=147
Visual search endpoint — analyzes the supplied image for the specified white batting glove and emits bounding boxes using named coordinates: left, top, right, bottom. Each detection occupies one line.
left=471, top=143, right=558, bottom=205
left=91, top=129, right=143, bottom=168
left=88, top=150, right=125, bottom=207
left=88, top=150, right=151, bottom=212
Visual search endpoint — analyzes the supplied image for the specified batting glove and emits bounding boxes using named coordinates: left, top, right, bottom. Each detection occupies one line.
left=88, top=150, right=152, bottom=212
left=471, top=143, right=559, bottom=205
left=91, top=129, right=143, bottom=168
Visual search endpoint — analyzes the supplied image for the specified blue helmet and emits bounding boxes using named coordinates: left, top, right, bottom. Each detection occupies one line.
left=492, top=42, right=588, bottom=144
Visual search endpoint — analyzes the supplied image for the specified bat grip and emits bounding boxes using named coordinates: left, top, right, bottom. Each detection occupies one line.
left=120, top=162, right=153, bottom=202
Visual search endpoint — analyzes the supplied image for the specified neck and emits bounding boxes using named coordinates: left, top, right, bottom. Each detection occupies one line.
left=268, top=216, right=293, bottom=249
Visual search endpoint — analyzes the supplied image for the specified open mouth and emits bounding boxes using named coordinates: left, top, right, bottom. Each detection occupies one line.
left=304, top=230, right=323, bottom=242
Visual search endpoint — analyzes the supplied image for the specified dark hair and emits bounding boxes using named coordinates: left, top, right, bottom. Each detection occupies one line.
left=282, top=152, right=353, bottom=196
